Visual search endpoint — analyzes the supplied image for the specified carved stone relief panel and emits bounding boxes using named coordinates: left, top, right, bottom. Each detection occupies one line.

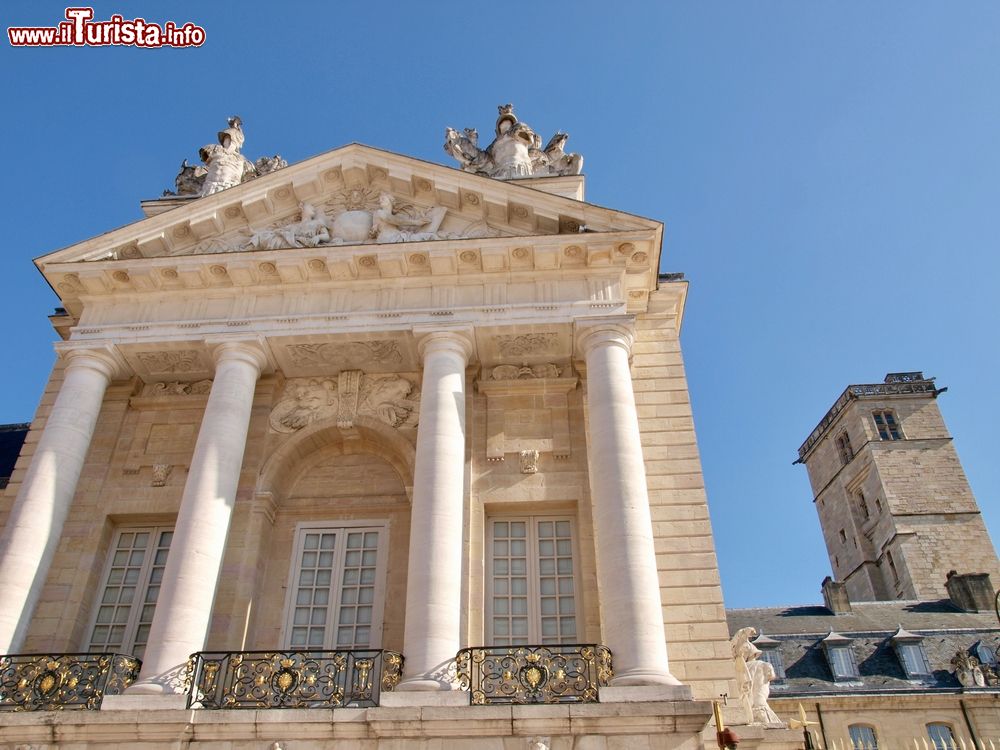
left=268, top=371, right=420, bottom=433
left=285, top=340, right=403, bottom=369
left=477, top=366, right=577, bottom=462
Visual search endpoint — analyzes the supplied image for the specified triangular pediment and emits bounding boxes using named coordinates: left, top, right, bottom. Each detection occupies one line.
left=36, top=144, right=660, bottom=267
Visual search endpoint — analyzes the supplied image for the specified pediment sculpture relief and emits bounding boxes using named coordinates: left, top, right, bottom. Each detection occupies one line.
left=269, top=371, right=420, bottom=433
left=162, top=116, right=287, bottom=198
left=246, top=194, right=462, bottom=250
left=445, top=104, right=583, bottom=180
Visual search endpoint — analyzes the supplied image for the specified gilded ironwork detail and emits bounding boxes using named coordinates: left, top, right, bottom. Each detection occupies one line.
left=455, top=644, right=612, bottom=704
left=0, top=653, right=140, bottom=711
left=187, top=649, right=403, bottom=709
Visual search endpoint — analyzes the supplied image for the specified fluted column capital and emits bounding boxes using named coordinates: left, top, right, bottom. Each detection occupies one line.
left=574, top=316, right=636, bottom=359
left=413, top=326, right=476, bottom=365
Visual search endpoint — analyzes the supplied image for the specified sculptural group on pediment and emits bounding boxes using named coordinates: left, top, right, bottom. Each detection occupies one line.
left=269, top=371, right=420, bottom=433
left=163, top=116, right=287, bottom=198
left=244, top=194, right=492, bottom=252
left=445, top=104, right=583, bottom=180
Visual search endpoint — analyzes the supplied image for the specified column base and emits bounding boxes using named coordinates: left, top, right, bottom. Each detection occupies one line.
left=600, top=684, right=693, bottom=702
left=380, top=691, right=469, bottom=707
left=394, top=676, right=457, bottom=692
left=609, top=667, right=684, bottom=687
left=101, top=694, right=189, bottom=710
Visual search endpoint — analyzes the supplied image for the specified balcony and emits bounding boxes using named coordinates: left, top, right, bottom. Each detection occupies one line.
left=187, top=649, right=402, bottom=709
left=455, top=644, right=612, bottom=704
left=0, top=653, right=140, bottom=711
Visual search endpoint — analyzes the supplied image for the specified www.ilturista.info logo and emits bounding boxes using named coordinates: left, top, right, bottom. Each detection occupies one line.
left=8, top=7, right=206, bottom=47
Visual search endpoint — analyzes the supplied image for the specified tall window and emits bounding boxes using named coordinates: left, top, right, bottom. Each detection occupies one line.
left=927, top=724, right=956, bottom=750
left=885, top=550, right=900, bottom=584
left=87, top=527, right=172, bottom=659
left=488, top=517, right=577, bottom=645
left=849, top=725, right=878, bottom=750
left=857, top=491, right=870, bottom=520
left=872, top=410, right=902, bottom=440
left=835, top=432, right=854, bottom=465
left=284, top=524, right=387, bottom=650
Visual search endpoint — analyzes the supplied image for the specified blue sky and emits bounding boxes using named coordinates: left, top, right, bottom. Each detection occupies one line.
left=1, top=2, right=997, bottom=609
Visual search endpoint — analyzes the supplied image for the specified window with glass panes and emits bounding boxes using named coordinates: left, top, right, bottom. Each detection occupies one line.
left=284, top=525, right=386, bottom=650
left=87, top=527, right=172, bottom=659
left=835, top=432, right=854, bottom=465
left=872, top=410, right=902, bottom=440
left=757, top=647, right=785, bottom=680
left=825, top=645, right=859, bottom=679
left=849, top=725, right=878, bottom=750
left=488, top=517, right=577, bottom=645
left=895, top=641, right=931, bottom=678
left=927, top=724, right=956, bottom=750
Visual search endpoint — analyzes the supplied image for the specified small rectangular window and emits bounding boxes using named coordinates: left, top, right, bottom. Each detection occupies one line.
left=927, top=724, right=956, bottom=750
left=758, top=648, right=785, bottom=680
left=836, top=432, right=854, bottom=465
left=857, top=491, right=870, bottom=520
left=849, top=725, right=878, bottom=750
left=826, top=645, right=859, bottom=679
left=873, top=411, right=902, bottom=440
left=88, top=527, right=173, bottom=659
left=896, top=642, right=931, bottom=677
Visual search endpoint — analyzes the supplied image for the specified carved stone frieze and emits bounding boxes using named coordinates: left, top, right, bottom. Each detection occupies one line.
left=136, top=350, right=203, bottom=375
left=495, top=333, right=559, bottom=358
left=491, top=363, right=562, bottom=380
left=285, top=341, right=403, bottom=369
left=145, top=379, right=212, bottom=396
left=268, top=371, right=420, bottom=433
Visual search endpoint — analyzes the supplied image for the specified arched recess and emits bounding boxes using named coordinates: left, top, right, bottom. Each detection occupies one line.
left=227, top=416, right=416, bottom=653
left=258, top=415, right=416, bottom=501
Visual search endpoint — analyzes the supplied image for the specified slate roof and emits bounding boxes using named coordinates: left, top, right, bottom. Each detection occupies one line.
left=0, top=423, right=28, bottom=489
left=727, top=600, right=1000, bottom=696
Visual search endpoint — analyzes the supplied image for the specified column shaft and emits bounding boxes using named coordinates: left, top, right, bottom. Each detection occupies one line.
left=0, top=349, right=117, bottom=654
left=398, top=332, right=471, bottom=690
left=131, top=342, right=265, bottom=693
left=581, top=324, right=680, bottom=686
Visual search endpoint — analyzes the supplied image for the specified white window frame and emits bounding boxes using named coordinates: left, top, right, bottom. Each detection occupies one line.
left=84, top=525, right=173, bottom=659
left=485, top=515, right=580, bottom=646
left=281, top=520, right=389, bottom=651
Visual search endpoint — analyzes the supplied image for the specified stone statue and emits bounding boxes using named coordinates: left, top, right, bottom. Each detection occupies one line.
left=199, top=116, right=255, bottom=196
left=172, top=159, right=207, bottom=196
left=444, top=104, right=584, bottom=180
left=247, top=202, right=333, bottom=250
left=163, top=116, right=286, bottom=198
left=372, top=193, right=447, bottom=243
left=748, top=660, right=782, bottom=725
left=952, top=651, right=987, bottom=687
left=730, top=627, right=783, bottom=726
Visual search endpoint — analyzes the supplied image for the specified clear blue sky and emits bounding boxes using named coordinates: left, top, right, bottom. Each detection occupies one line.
left=1, top=2, right=998, bottom=608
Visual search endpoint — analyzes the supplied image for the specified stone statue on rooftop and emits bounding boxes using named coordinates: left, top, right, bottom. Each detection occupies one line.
left=163, top=116, right=287, bottom=198
left=444, top=104, right=583, bottom=180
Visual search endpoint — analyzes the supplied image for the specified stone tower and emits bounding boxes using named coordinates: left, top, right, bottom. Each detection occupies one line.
left=796, top=372, right=1000, bottom=602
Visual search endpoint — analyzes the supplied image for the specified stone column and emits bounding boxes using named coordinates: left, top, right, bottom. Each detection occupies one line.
left=397, top=329, right=473, bottom=690
left=577, top=318, right=680, bottom=686
left=130, top=341, right=267, bottom=693
left=0, top=346, right=122, bottom=654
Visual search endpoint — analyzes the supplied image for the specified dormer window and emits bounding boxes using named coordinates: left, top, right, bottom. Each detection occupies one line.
left=836, top=432, right=854, bottom=465
left=822, top=631, right=859, bottom=680
left=973, top=640, right=998, bottom=668
left=873, top=410, right=902, bottom=440
left=892, top=626, right=932, bottom=679
left=752, top=632, right=785, bottom=681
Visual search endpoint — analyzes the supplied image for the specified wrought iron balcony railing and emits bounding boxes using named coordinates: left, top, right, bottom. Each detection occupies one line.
left=0, top=653, right=140, bottom=711
left=187, top=649, right=403, bottom=709
left=456, top=644, right=612, bottom=704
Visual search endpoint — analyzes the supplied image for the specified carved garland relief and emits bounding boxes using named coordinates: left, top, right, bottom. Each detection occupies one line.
left=268, top=371, right=420, bottom=433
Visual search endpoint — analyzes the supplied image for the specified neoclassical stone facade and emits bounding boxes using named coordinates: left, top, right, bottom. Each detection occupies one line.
left=0, top=113, right=752, bottom=748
